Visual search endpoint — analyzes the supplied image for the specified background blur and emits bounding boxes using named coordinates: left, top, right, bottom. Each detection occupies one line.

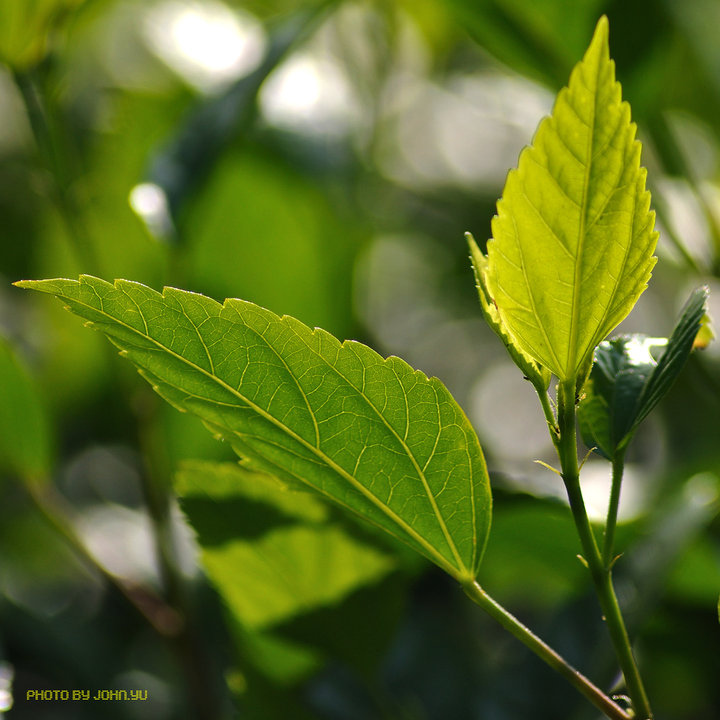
left=1, top=0, right=719, bottom=718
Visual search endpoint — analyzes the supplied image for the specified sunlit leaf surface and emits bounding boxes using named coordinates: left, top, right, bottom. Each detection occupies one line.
left=16, top=275, right=492, bottom=582
left=485, top=16, right=657, bottom=382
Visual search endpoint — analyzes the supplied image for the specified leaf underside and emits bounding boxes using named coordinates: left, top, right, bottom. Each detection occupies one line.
left=486, top=16, right=657, bottom=382
left=16, top=275, right=491, bottom=582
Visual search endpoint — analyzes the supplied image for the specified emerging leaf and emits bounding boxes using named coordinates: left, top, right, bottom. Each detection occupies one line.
left=579, top=287, right=709, bottom=458
left=16, top=275, right=492, bottom=583
left=467, top=232, right=550, bottom=391
left=484, top=16, right=657, bottom=383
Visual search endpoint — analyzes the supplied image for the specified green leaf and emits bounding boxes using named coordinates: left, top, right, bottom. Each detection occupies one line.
left=16, top=275, right=492, bottom=583
left=484, top=16, right=658, bottom=383
left=467, top=232, right=550, bottom=391
left=177, top=461, right=395, bottom=630
left=632, top=287, right=710, bottom=429
left=0, top=338, right=52, bottom=479
left=579, top=287, right=709, bottom=458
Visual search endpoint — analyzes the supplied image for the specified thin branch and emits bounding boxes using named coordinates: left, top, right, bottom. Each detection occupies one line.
left=463, top=581, right=632, bottom=720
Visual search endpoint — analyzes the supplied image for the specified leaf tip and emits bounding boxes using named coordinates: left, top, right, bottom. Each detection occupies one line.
left=582, top=15, right=611, bottom=78
left=466, top=231, right=485, bottom=265
left=590, top=15, right=610, bottom=52
left=13, top=279, right=47, bottom=292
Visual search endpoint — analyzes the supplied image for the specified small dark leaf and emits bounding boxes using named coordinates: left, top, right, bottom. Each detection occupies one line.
left=579, top=287, right=709, bottom=458
left=633, top=286, right=709, bottom=430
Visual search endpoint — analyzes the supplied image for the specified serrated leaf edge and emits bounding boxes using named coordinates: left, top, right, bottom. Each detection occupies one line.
left=17, top=275, right=484, bottom=582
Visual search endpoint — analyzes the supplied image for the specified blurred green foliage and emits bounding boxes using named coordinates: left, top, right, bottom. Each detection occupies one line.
left=1, top=1, right=719, bottom=719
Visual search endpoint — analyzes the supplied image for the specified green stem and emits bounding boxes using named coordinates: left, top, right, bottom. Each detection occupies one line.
left=134, top=390, right=224, bottom=720
left=556, top=381, right=653, bottom=720
left=463, top=581, right=631, bottom=720
left=535, top=383, right=560, bottom=447
left=603, top=447, right=627, bottom=568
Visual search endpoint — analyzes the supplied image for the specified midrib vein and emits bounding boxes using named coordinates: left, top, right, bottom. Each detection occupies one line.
left=509, top=211, right=562, bottom=374
left=568, top=68, right=599, bottom=377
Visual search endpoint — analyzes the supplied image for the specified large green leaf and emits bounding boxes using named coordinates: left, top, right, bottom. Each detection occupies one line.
left=484, top=16, right=658, bottom=382
left=579, top=287, right=709, bottom=458
left=15, top=275, right=491, bottom=583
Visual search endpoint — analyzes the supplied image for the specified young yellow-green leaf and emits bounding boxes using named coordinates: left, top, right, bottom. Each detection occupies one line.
left=485, top=16, right=657, bottom=382
left=16, top=275, right=491, bottom=583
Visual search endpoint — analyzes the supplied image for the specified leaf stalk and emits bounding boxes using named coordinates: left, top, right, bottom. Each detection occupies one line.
left=603, top=447, right=627, bottom=568
left=463, top=581, right=631, bottom=720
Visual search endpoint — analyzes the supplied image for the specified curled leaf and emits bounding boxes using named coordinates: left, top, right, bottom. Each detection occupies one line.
left=467, top=232, right=550, bottom=391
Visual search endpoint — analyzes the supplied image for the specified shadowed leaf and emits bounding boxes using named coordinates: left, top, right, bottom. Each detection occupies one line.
left=579, top=287, right=709, bottom=458
left=177, top=461, right=395, bottom=630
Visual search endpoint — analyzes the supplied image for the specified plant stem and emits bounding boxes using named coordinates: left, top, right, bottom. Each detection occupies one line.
left=463, top=581, right=631, bottom=720
left=22, top=474, right=182, bottom=636
left=134, top=390, right=225, bottom=720
left=556, top=381, right=653, bottom=720
left=603, top=447, right=627, bottom=568
left=13, top=65, right=101, bottom=274
left=535, top=383, right=560, bottom=446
